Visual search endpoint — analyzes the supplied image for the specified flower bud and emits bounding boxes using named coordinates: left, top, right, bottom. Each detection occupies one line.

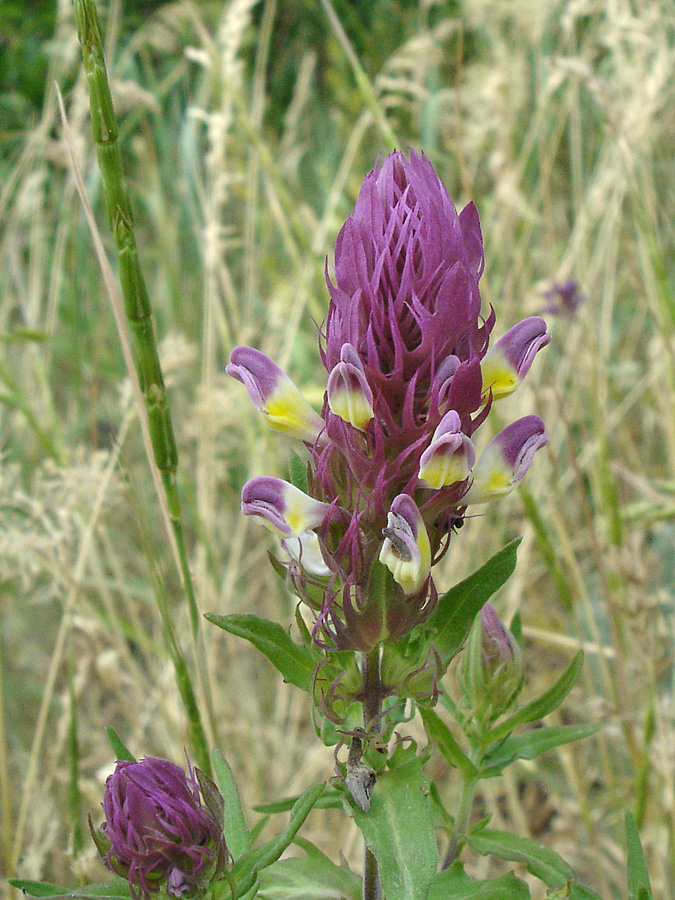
left=418, top=410, right=476, bottom=489
left=462, top=415, right=548, bottom=505
left=327, top=343, right=374, bottom=430
left=462, top=603, right=524, bottom=718
left=241, top=476, right=330, bottom=537
left=227, top=346, right=325, bottom=443
left=92, top=757, right=228, bottom=900
left=481, top=317, right=550, bottom=400
left=379, top=494, right=431, bottom=595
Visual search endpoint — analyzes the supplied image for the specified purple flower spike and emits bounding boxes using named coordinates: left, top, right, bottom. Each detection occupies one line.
left=418, top=410, right=476, bottom=489
left=227, top=346, right=325, bottom=443
left=94, top=757, right=228, bottom=900
left=241, top=476, right=330, bottom=537
left=481, top=317, right=551, bottom=400
left=327, top=343, right=374, bottom=430
left=463, top=415, right=548, bottom=505
left=379, top=494, right=431, bottom=595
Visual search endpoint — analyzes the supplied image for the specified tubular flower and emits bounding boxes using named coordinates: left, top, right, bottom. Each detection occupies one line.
left=241, top=476, right=330, bottom=537
left=418, top=410, right=476, bottom=489
left=327, top=343, right=374, bottom=430
left=92, top=757, right=228, bottom=900
left=227, top=346, right=324, bottom=443
left=379, top=494, right=431, bottom=595
left=480, top=317, right=551, bottom=400
left=228, top=151, right=549, bottom=649
left=463, top=416, right=548, bottom=505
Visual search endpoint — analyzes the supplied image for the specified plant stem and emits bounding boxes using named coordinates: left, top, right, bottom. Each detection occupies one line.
left=74, top=0, right=211, bottom=774
left=442, top=770, right=479, bottom=869
left=362, top=648, right=382, bottom=900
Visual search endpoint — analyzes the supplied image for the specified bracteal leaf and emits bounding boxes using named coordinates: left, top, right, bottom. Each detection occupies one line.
left=212, top=748, right=251, bottom=858
left=206, top=614, right=318, bottom=692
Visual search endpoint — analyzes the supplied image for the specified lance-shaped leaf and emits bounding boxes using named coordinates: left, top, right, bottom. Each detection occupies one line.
left=419, top=708, right=478, bottom=779
left=428, top=862, right=531, bottom=900
left=212, top=749, right=250, bottom=859
left=231, top=783, right=325, bottom=897
left=427, top=539, right=521, bottom=664
left=480, top=724, right=600, bottom=776
left=625, top=811, right=653, bottom=900
left=206, top=614, right=319, bottom=693
left=257, top=838, right=361, bottom=900
left=482, top=651, right=585, bottom=745
left=466, top=828, right=601, bottom=900
left=8, top=883, right=132, bottom=900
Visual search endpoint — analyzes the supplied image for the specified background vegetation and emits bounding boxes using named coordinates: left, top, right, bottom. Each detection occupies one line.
left=1, top=0, right=674, bottom=897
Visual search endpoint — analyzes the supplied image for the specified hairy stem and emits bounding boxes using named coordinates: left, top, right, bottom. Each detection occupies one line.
left=362, top=648, right=382, bottom=900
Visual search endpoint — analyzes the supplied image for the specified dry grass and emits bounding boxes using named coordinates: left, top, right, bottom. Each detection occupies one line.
left=1, top=0, right=674, bottom=897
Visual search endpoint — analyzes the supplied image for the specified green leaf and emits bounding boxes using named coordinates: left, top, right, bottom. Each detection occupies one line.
left=466, top=828, right=601, bottom=900
left=419, top=708, right=479, bottom=779
left=232, top=783, right=326, bottom=897
left=625, top=811, right=653, bottom=900
left=206, top=614, right=319, bottom=692
left=428, top=862, right=531, bottom=899
left=484, top=652, right=585, bottom=745
left=254, top=790, right=344, bottom=814
left=481, top=724, right=600, bottom=775
left=257, top=838, right=361, bottom=900
left=427, top=539, right=521, bottom=664
left=212, top=748, right=251, bottom=859
left=352, top=744, right=437, bottom=900
left=9, top=881, right=131, bottom=900
left=104, top=727, right=135, bottom=762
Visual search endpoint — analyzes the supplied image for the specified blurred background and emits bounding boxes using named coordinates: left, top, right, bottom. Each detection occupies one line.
left=1, top=0, right=674, bottom=897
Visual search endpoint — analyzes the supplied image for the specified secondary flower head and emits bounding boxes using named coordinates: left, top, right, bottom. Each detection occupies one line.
left=92, top=757, right=228, bottom=900
left=461, top=602, right=524, bottom=717
left=230, top=150, right=550, bottom=650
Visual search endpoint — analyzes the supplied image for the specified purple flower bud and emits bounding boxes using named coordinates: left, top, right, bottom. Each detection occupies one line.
left=418, top=410, right=476, bottom=489
left=481, top=317, right=551, bottom=399
left=227, top=346, right=325, bottom=443
left=462, top=603, right=524, bottom=715
left=327, top=343, right=374, bottom=430
left=241, top=476, right=330, bottom=537
left=463, top=415, right=548, bottom=505
left=94, top=757, right=228, bottom=900
left=379, top=494, right=431, bottom=595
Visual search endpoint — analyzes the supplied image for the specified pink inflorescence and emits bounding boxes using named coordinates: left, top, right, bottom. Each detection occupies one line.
left=228, top=150, right=550, bottom=651
left=94, top=757, right=228, bottom=900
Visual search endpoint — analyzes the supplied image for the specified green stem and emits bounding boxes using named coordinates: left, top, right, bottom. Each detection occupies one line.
left=362, top=648, right=382, bottom=900
left=74, top=0, right=211, bottom=774
left=442, top=769, right=479, bottom=869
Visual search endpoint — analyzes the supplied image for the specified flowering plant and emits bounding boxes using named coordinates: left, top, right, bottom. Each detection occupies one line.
left=10, top=4, right=655, bottom=900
